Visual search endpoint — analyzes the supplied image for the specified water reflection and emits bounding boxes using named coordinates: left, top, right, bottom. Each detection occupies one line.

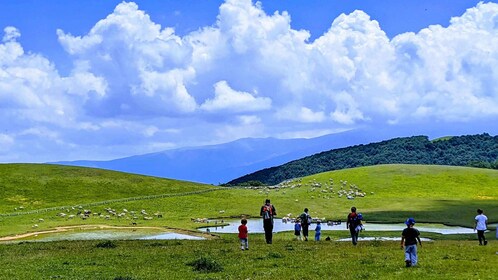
left=17, top=230, right=205, bottom=242
left=202, top=219, right=475, bottom=235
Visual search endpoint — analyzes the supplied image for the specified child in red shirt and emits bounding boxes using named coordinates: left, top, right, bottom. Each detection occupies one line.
left=238, top=219, right=249, bottom=250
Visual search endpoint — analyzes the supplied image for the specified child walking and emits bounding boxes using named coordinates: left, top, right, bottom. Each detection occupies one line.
left=401, top=218, right=422, bottom=267
left=294, top=218, right=302, bottom=241
left=314, top=220, right=322, bottom=241
left=238, top=218, right=249, bottom=250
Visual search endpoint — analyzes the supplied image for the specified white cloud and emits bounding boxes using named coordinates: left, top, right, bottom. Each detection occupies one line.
left=201, top=80, right=271, bottom=112
left=276, top=106, right=326, bottom=123
left=2, top=0, right=498, bottom=162
left=2, top=26, right=20, bottom=42
left=57, top=2, right=196, bottom=117
left=0, top=27, right=71, bottom=124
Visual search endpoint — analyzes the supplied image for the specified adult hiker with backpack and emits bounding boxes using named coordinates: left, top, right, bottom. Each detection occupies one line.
left=260, top=199, right=277, bottom=244
left=346, top=206, right=361, bottom=245
left=299, top=208, right=312, bottom=241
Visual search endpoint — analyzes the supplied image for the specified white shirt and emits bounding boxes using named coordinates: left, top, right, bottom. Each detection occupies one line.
left=475, top=214, right=488, bottom=231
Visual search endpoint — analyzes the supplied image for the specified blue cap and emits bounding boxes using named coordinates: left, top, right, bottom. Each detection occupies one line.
left=405, top=218, right=415, bottom=225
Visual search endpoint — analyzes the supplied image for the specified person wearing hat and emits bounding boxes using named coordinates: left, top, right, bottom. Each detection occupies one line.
left=401, top=217, right=422, bottom=267
left=260, top=199, right=276, bottom=244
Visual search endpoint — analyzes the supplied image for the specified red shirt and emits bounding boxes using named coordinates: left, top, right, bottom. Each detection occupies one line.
left=238, top=224, right=248, bottom=238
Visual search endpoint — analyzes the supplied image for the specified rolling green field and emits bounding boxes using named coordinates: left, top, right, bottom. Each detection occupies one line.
left=0, top=235, right=497, bottom=280
left=0, top=163, right=497, bottom=279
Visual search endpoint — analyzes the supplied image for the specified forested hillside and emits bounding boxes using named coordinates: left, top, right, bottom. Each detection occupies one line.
left=227, top=133, right=498, bottom=185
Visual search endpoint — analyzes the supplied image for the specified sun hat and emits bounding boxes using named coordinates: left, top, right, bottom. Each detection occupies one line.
left=405, top=217, right=416, bottom=225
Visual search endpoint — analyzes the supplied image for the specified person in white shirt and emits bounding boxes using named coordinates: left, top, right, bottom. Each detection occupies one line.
left=474, top=208, right=488, bottom=246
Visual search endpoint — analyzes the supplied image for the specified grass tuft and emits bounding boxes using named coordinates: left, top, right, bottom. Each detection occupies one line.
left=187, top=256, right=224, bottom=273
left=96, top=240, right=117, bottom=248
left=113, top=277, right=135, bottom=280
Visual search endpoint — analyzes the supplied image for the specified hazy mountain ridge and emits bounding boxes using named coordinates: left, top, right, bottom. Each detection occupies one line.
left=228, top=133, right=498, bottom=185
left=52, top=128, right=395, bottom=184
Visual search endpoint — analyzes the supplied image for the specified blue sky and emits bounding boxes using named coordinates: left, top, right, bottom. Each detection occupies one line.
left=1, top=0, right=498, bottom=162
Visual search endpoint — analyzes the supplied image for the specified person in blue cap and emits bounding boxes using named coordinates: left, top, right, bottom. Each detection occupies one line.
left=400, top=217, right=422, bottom=267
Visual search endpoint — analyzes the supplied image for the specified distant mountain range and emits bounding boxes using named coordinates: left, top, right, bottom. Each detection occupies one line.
left=52, top=127, right=405, bottom=184
left=227, top=133, right=498, bottom=185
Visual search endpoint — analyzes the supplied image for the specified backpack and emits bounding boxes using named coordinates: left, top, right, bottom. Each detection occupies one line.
left=349, top=213, right=360, bottom=227
left=300, top=212, right=311, bottom=225
left=262, top=204, right=273, bottom=220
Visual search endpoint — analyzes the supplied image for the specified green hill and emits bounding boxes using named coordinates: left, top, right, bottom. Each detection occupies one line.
left=0, top=163, right=216, bottom=213
left=0, top=163, right=496, bottom=239
left=228, top=133, right=498, bottom=185
left=0, top=164, right=497, bottom=279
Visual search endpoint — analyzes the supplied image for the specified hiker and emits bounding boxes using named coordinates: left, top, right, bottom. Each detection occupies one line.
left=294, top=218, right=302, bottom=241
left=260, top=199, right=276, bottom=244
left=401, top=217, right=422, bottom=267
left=346, top=207, right=360, bottom=245
left=299, top=208, right=311, bottom=241
left=315, top=220, right=322, bottom=241
left=474, top=208, right=488, bottom=246
left=238, top=218, right=249, bottom=250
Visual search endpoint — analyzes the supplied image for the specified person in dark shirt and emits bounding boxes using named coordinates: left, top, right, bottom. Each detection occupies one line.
left=260, top=199, right=276, bottom=244
left=346, top=207, right=359, bottom=245
left=299, top=208, right=311, bottom=241
left=401, top=217, right=422, bottom=267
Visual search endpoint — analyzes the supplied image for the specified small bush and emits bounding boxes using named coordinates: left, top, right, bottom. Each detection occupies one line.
left=187, top=256, right=224, bottom=273
left=96, top=240, right=117, bottom=248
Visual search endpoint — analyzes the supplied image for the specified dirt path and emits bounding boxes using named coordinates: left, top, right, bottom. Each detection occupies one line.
left=0, top=224, right=218, bottom=241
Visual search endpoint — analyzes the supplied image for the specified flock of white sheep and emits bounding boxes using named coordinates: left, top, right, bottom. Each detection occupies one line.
left=29, top=206, right=163, bottom=229
left=246, top=177, right=372, bottom=200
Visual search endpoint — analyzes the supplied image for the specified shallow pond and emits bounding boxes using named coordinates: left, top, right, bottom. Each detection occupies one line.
left=13, top=229, right=205, bottom=242
left=201, top=219, right=475, bottom=235
left=337, top=237, right=433, bottom=242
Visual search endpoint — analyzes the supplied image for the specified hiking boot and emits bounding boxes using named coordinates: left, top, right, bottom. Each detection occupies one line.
left=405, top=260, right=412, bottom=267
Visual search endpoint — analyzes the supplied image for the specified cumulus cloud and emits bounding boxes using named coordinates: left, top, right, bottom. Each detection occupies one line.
left=2, top=0, right=498, bottom=162
left=0, top=27, right=68, bottom=125
left=57, top=2, right=196, bottom=117
left=201, top=80, right=271, bottom=112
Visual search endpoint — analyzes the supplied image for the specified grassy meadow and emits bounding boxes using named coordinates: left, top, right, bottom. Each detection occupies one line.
left=0, top=236, right=496, bottom=280
left=0, top=163, right=497, bottom=279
